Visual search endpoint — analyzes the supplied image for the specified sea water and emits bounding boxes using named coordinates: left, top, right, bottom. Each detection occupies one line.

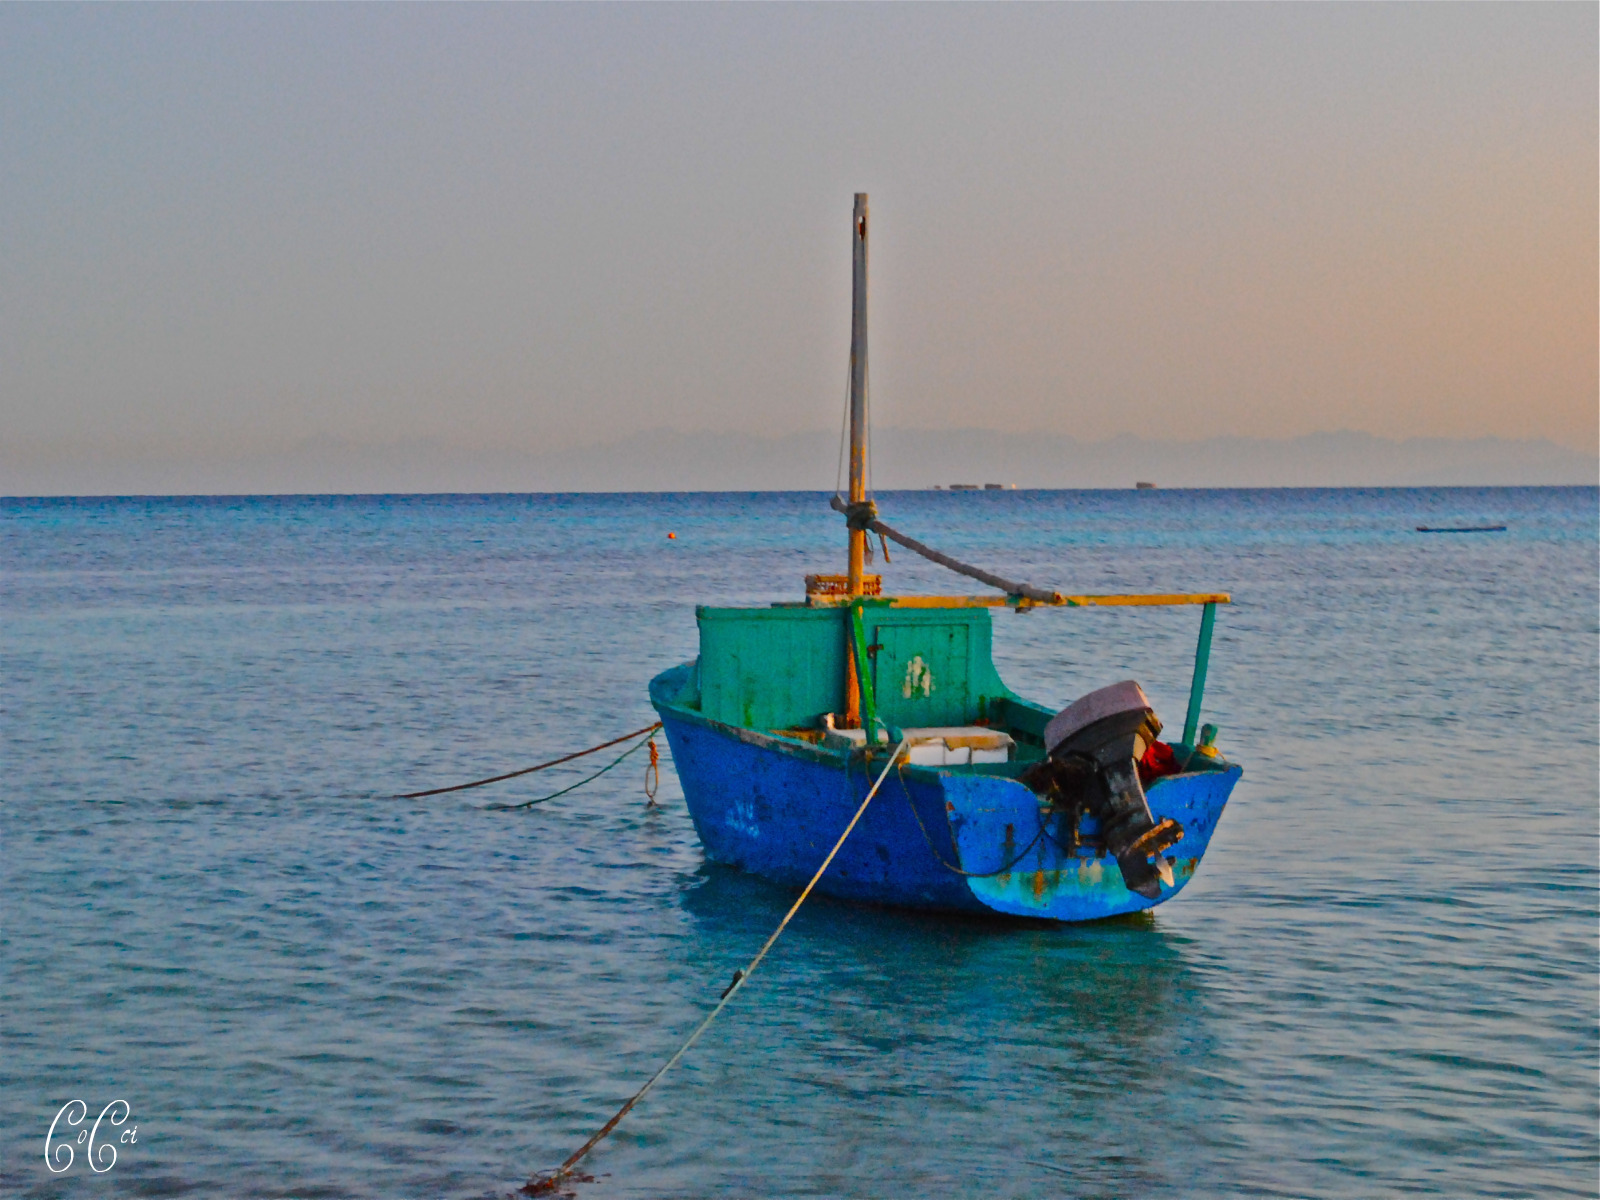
left=3, top=487, right=1596, bottom=1199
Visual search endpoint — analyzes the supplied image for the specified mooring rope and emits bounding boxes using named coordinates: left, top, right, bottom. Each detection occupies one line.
left=644, top=740, right=661, bottom=806
left=484, top=734, right=660, bottom=812
left=520, top=739, right=910, bottom=1196
left=392, top=723, right=662, bottom=800
left=828, top=495, right=1063, bottom=604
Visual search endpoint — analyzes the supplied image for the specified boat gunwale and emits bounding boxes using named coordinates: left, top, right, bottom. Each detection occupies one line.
left=648, top=660, right=1233, bottom=787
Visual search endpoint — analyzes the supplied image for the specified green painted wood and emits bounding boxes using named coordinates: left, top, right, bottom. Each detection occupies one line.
left=849, top=600, right=878, bottom=736
left=870, top=619, right=971, bottom=728
left=694, top=603, right=1015, bottom=732
left=696, top=606, right=847, bottom=729
left=1182, top=601, right=1217, bottom=746
left=989, top=696, right=1054, bottom=750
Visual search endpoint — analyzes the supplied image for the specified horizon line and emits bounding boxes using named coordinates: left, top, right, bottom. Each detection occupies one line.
left=6, top=482, right=1597, bottom=503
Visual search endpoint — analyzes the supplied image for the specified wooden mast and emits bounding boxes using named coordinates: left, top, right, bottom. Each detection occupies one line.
left=844, top=194, right=869, bottom=728
left=846, top=193, right=869, bottom=595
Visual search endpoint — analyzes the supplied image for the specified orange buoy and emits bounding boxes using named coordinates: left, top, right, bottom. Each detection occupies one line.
left=667, top=532, right=676, bottom=539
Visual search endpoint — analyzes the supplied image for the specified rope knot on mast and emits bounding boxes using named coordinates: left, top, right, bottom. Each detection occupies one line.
left=842, top=499, right=879, bottom=532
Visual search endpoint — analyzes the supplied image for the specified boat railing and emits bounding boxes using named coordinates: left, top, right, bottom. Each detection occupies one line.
left=812, top=590, right=1231, bottom=758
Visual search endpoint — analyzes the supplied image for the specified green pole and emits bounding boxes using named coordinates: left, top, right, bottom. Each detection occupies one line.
left=1181, top=602, right=1216, bottom=748
left=850, top=600, right=878, bottom=741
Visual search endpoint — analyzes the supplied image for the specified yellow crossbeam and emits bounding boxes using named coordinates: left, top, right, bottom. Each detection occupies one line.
left=1053, top=593, right=1231, bottom=608
left=808, top=592, right=1230, bottom=609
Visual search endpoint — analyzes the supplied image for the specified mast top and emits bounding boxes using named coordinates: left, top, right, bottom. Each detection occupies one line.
left=846, top=194, right=870, bottom=598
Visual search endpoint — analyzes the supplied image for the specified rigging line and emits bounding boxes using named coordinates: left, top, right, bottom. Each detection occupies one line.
left=521, top=738, right=910, bottom=1197
left=834, top=357, right=852, bottom=499
left=392, top=723, right=661, bottom=800
left=828, top=495, right=1063, bottom=604
left=893, top=765, right=1050, bottom=878
left=483, top=734, right=658, bottom=812
left=863, top=367, right=872, bottom=498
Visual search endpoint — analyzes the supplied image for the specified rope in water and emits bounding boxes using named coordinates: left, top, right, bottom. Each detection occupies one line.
left=392, top=723, right=662, bottom=800
left=521, top=739, right=910, bottom=1196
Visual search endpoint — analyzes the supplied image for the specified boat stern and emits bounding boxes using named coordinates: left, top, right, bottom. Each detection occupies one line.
left=940, top=766, right=1241, bottom=921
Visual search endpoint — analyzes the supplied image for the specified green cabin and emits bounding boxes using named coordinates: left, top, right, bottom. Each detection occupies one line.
left=690, top=603, right=1054, bottom=749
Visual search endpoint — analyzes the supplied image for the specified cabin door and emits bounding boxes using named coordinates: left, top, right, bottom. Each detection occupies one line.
left=870, top=622, right=971, bottom=729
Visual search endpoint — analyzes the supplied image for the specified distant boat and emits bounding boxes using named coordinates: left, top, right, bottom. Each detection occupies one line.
left=1416, top=525, right=1507, bottom=533
left=650, top=195, right=1241, bottom=922
left=1136, top=481, right=1156, bottom=490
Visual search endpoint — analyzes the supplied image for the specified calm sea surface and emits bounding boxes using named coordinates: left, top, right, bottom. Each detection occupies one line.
left=3, top=487, right=1596, bottom=1199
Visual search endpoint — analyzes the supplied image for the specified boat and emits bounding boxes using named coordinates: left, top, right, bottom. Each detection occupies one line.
left=649, top=195, right=1241, bottom=922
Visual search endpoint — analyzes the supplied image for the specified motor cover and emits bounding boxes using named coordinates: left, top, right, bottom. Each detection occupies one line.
left=1023, top=681, right=1184, bottom=898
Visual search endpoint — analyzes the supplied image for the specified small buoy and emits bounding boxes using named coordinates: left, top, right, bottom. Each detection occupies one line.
left=667, top=532, right=676, bottom=539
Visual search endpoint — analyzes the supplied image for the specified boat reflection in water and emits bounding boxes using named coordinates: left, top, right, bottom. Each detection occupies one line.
left=678, top=863, right=1223, bottom=1193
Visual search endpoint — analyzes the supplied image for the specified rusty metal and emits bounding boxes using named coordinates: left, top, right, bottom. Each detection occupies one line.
left=1125, top=818, right=1184, bottom=860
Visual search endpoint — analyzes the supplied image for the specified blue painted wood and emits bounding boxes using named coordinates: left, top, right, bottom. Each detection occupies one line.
left=944, top=768, right=1239, bottom=921
left=651, top=661, right=1242, bottom=922
left=654, top=676, right=983, bottom=914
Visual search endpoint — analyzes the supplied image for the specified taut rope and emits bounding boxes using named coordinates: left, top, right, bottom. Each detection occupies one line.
left=520, top=739, right=910, bottom=1195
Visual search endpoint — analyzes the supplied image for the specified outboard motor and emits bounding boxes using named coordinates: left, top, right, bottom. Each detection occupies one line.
left=1022, top=681, right=1183, bottom=899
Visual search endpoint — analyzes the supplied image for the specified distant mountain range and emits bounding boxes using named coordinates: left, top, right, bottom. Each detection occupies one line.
left=4, top=429, right=1594, bottom=496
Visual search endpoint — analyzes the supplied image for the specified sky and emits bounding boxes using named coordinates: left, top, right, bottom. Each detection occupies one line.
left=3, top=3, right=1595, bottom=485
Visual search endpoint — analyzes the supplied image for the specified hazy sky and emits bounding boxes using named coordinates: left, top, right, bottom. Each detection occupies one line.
left=4, top=3, right=1595, bottom=467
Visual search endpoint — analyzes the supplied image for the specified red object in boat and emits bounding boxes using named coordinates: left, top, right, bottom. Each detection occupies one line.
left=1138, top=740, right=1179, bottom=785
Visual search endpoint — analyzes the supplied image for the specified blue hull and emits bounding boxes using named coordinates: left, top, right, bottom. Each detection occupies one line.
left=651, top=665, right=1240, bottom=922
